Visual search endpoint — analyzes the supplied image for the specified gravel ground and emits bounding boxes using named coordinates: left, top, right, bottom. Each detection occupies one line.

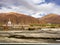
left=0, top=30, right=60, bottom=43
left=0, top=36, right=60, bottom=43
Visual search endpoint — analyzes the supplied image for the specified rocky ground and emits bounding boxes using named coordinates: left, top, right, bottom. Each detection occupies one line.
left=0, top=30, right=60, bottom=43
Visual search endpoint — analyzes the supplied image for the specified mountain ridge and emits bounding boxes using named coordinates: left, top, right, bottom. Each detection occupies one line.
left=39, top=14, right=60, bottom=24
left=0, top=12, right=43, bottom=25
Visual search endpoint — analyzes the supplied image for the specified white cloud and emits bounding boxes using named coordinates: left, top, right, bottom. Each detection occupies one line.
left=32, top=3, right=60, bottom=18
left=0, top=7, right=13, bottom=13
left=31, top=12, right=46, bottom=18
left=0, top=5, right=34, bottom=15
left=0, top=0, right=60, bottom=18
left=31, top=0, right=45, bottom=4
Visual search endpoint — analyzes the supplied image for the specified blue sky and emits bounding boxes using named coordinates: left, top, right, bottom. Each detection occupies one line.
left=0, top=0, right=60, bottom=18
left=46, top=0, right=60, bottom=5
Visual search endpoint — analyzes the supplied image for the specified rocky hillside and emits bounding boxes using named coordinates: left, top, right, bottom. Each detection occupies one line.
left=0, top=12, right=43, bottom=25
left=39, top=14, right=60, bottom=24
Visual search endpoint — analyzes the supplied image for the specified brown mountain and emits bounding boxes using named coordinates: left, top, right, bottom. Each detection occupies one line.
left=0, top=12, right=43, bottom=25
left=39, top=14, right=60, bottom=24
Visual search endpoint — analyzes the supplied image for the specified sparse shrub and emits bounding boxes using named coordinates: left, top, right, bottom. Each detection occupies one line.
left=28, top=27, right=35, bottom=30
left=30, top=24, right=41, bottom=26
left=21, top=26, right=25, bottom=30
left=50, top=26, right=55, bottom=28
left=37, top=27, right=41, bottom=30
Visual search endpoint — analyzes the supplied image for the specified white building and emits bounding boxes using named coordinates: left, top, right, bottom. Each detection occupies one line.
left=7, top=18, right=12, bottom=26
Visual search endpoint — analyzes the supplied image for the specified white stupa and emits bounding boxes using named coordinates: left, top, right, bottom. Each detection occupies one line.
left=7, top=18, right=12, bottom=26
